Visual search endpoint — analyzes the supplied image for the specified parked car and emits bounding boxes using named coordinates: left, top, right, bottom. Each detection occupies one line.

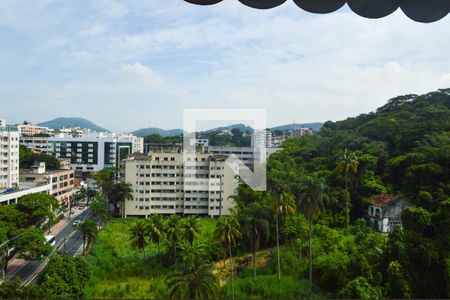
left=72, top=220, right=81, bottom=227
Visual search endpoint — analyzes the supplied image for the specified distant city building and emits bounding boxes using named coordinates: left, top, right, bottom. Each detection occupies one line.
left=16, top=121, right=54, bottom=137
left=47, top=132, right=142, bottom=174
left=57, top=127, right=91, bottom=138
left=251, top=129, right=272, bottom=148
left=292, top=127, right=313, bottom=137
left=368, top=193, right=410, bottom=233
left=20, top=136, right=49, bottom=154
left=0, top=120, right=20, bottom=192
left=124, top=149, right=240, bottom=218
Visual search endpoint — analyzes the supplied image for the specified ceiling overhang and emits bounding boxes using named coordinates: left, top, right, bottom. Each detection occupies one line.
left=184, top=0, right=450, bottom=23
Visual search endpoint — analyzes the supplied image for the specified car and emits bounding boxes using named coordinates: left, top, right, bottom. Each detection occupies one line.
left=78, top=205, right=85, bottom=210
left=45, top=235, right=56, bottom=247
left=72, top=220, right=81, bottom=227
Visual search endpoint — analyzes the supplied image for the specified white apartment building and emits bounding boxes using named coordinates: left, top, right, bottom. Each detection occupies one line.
left=20, top=136, right=49, bottom=154
left=251, top=129, right=273, bottom=148
left=124, top=150, right=239, bottom=218
left=48, top=132, right=140, bottom=173
left=16, top=121, right=53, bottom=136
left=116, top=133, right=144, bottom=154
left=0, top=122, right=20, bottom=192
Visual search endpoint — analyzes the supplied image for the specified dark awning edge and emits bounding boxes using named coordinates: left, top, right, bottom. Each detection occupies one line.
left=184, top=0, right=450, bottom=23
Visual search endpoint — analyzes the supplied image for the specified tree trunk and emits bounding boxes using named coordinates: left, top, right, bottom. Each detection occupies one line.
left=229, top=243, right=235, bottom=300
left=345, top=169, right=349, bottom=229
left=308, top=215, right=312, bottom=292
left=276, top=209, right=281, bottom=281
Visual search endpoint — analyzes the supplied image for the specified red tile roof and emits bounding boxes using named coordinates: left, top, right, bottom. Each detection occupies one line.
left=372, top=193, right=399, bottom=206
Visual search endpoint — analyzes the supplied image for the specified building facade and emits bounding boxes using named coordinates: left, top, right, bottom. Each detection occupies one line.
left=368, top=193, right=410, bottom=233
left=251, top=129, right=272, bottom=148
left=20, top=162, right=76, bottom=207
left=20, top=136, right=49, bottom=154
left=47, top=132, right=138, bottom=173
left=124, top=150, right=239, bottom=218
left=16, top=121, right=53, bottom=136
left=0, top=122, right=20, bottom=192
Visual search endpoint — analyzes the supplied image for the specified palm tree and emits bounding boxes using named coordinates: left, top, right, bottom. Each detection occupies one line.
left=182, top=217, right=200, bottom=245
left=90, top=195, right=108, bottom=226
left=241, top=202, right=270, bottom=280
left=110, top=182, right=133, bottom=217
left=86, top=188, right=97, bottom=205
left=77, top=218, right=98, bottom=253
left=147, top=214, right=165, bottom=259
left=297, top=172, right=328, bottom=291
left=272, top=191, right=296, bottom=280
left=214, top=215, right=241, bottom=299
left=166, top=215, right=181, bottom=263
left=336, top=149, right=359, bottom=229
left=130, top=221, right=148, bottom=268
left=166, top=256, right=218, bottom=299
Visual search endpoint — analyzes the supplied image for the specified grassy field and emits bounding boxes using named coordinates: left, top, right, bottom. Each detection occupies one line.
left=83, top=218, right=217, bottom=299
left=83, top=218, right=323, bottom=299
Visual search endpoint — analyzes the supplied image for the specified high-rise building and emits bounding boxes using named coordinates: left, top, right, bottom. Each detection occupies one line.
left=251, top=129, right=272, bottom=148
left=0, top=120, right=20, bottom=192
left=124, top=150, right=239, bottom=218
left=47, top=132, right=140, bottom=173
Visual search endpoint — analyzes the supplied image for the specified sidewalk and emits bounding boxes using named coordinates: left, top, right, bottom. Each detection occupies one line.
left=5, top=207, right=86, bottom=276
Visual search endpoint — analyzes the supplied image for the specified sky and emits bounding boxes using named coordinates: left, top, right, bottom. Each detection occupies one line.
left=0, top=0, right=449, bottom=132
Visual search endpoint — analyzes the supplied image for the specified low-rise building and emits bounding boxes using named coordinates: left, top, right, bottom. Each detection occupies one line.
left=16, top=121, right=53, bottom=136
left=124, top=149, right=240, bottom=218
left=368, top=193, right=410, bottom=233
left=20, top=162, right=76, bottom=208
left=20, top=136, right=49, bottom=154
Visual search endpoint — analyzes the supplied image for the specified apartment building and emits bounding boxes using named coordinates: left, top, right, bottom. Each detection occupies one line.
left=47, top=132, right=139, bottom=173
left=20, top=162, right=76, bottom=207
left=16, top=121, right=53, bottom=136
left=124, top=150, right=239, bottom=218
left=20, top=136, right=49, bottom=154
left=251, top=129, right=272, bottom=148
left=0, top=121, right=20, bottom=192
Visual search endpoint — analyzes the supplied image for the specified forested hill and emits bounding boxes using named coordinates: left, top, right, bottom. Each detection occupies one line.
left=322, top=89, right=450, bottom=155
left=267, top=89, right=450, bottom=298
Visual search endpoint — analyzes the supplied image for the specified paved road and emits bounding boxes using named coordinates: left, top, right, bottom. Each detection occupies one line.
left=8, top=209, right=91, bottom=285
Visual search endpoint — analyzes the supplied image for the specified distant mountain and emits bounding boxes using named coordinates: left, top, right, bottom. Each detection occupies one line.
left=203, top=123, right=254, bottom=133
left=132, top=127, right=184, bottom=137
left=38, top=117, right=109, bottom=132
left=270, top=122, right=323, bottom=132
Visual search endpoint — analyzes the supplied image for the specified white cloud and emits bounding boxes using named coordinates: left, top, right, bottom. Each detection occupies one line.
left=112, top=63, right=163, bottom=86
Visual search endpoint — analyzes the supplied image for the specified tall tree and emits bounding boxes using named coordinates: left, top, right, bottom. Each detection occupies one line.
left=181, top=217, right=200, bottom=245
left=166, top=215, right=181, bottom=263
left=336, top=149, right=359, bottom=229
left=296, top=172, right=328, bottom=291
left=110, top=182, right=133, bottom=217
left=77, top=218, right=98, bottom=253
left=130, top=221, right=148, bottom=268
left=90, top=196, right=108, bottom=226
left=147, top=214, right=165, bottom=259
left=214, top=215, right=242, bottom=299
left=241, top=202, right=271, bottom=280
left=272, top=191, right=296, bottom=280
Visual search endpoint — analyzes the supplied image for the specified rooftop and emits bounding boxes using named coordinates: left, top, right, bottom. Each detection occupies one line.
left=372, top=193, right=400, bottom=206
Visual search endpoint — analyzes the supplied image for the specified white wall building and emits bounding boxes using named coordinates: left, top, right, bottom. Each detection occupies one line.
left=47, top=132, right=140, bottom=173
left=0, top=121, right=20, bottom=192
left=20, top=136, right=49, bottom=154
left=124, top=150, right=239, bottom=218
left=16, top=121, right=53, bottom=136
left=251, top=129, right=272, bottom=148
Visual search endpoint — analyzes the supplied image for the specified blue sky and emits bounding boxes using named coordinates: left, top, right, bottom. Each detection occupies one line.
left=1, top=0, right=449, bottom=132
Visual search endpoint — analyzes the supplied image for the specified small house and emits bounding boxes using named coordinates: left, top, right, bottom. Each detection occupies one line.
left=368, top=193, right=409, bottom=233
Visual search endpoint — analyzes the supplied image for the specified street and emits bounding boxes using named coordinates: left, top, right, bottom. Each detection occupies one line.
left=7, top=208, right=91, bottom=285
